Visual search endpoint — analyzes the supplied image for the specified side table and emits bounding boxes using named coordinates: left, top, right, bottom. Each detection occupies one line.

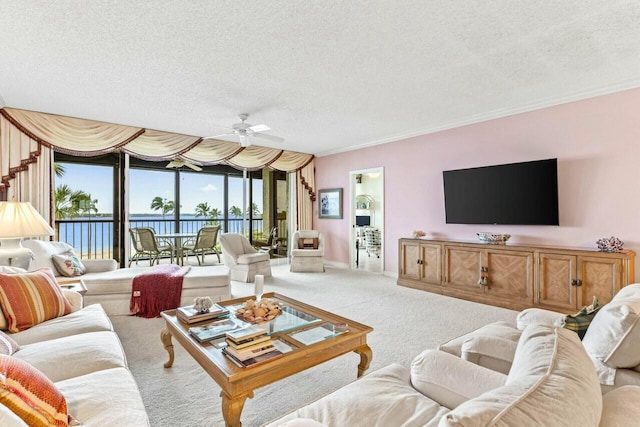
left=58, top=278, right=88, bottom=296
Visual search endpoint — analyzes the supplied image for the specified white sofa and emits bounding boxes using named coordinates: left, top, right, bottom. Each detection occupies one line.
left=439, top=283, right=640, bottom=392
left=267, top=323, right=640, bottom=426
left=2, top=289, right=149, bottom=425
left=23, top=239, right=232, bottom=315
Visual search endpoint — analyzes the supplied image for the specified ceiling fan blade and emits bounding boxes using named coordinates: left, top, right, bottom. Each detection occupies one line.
left=186, top=163, right=203, bottom=172
left=252, top=133, right=284, bottom=143
left=204, top=132, right=235, bottom=140
left=248, top=124, right=270, bottom=132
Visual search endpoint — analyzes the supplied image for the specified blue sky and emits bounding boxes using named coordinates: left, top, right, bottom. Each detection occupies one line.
left=57, top=163, right=261, bottom=215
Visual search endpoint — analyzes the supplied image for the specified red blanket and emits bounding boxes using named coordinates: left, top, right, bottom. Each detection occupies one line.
left=130, top=265, right=191, bottom=318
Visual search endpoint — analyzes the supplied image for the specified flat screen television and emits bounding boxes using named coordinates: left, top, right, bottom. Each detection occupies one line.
left=356, top=215, right=371, bottom=226
left=443, top=158, right=559, bottom=225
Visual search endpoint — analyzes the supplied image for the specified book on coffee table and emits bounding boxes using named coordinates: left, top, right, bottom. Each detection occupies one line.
left=223, top=338, right=295, bottom=368
left=225, top=325, right=268, bottom=343
left=223, top=341, right=275, bottom=361
left=177, top=303, right=229, bottom=324
left=189, top=318, right=241, bottom=343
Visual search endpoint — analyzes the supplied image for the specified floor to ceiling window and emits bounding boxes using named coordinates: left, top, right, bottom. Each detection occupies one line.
left=53, top=152, right=279, bottom=264
left=54, top=156, right=116, bottom=260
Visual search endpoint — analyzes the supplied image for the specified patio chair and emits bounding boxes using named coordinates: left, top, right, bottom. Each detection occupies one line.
left=253, top=226, right=279, bottom=254
left=181, top=225, right=221, bottom=265
left=129, top=227, right=174, bottom=266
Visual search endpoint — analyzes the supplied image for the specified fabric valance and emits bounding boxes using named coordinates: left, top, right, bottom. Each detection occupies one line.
left=0, top=107, right=314, bottom=172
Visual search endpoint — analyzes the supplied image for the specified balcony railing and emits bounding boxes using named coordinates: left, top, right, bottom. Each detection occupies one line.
left=55, top=217, right=265, bottom=260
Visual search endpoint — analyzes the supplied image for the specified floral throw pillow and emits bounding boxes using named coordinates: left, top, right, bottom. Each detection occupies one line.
left=52, top=251, right=86, bottom=277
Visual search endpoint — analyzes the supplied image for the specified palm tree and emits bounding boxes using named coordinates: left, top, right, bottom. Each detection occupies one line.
left=54, top=185, right=92, bottom=220
left=54, top=185, right=74, bottom=220
left=229, top=205, right=242, bottom=218
left=209, top=208, right=222, bottom=225
left=53, top=163, right=66, bottom=178
left=150, top=197, right=175, bottom=218
left=195, top=202, right=211, bottom=218
left=247, top=203, right=261, bottom=218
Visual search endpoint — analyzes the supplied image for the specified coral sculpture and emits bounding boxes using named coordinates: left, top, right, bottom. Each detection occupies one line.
left=193, top=296, right=214, bottom=314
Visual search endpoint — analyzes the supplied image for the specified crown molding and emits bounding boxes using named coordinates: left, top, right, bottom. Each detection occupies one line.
left=317, top=80, right=640, bottom=157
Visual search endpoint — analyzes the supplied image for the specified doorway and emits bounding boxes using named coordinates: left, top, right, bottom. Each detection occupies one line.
left=349, top=167, right=384, bottom=273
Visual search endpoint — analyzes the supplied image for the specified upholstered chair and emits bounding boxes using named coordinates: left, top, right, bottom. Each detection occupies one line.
left=219, top=233, right=272, bottom=282
left=290, top=230, right=325, bottom=273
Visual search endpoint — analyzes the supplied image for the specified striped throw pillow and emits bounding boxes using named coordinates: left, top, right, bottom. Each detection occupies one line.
left=0, top=268, right=72, bottom=333
left=0, top=355, right=69, bottom=426
left=0, top=331, right=19, bottom=355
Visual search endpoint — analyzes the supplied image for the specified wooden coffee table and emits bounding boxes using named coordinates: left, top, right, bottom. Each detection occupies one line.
left=160, top=292, right=373, bottom=427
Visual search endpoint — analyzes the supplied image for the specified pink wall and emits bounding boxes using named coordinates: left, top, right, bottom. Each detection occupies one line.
left=314, top=87, right=640, bottom=275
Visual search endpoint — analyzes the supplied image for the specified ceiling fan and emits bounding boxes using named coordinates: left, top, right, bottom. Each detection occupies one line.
left=204, top=114, right=284, bottom=147
left=166, top=159, right=202, bottom=172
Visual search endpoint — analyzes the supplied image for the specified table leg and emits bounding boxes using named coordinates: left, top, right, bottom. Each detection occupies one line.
left=354, top=345, right=372, bottom=377
left=220, top=390, right=254, bottom=427
left=160, top=328, right=175, bottom=368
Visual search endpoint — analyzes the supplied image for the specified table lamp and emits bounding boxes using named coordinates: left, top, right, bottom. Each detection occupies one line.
left=0, top=201, right=55, bottom=270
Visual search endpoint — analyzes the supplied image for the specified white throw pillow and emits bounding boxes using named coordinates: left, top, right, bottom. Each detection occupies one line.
left=582, top=298, right=640, bottom=369
left=440, top=324, right=602, bottom=427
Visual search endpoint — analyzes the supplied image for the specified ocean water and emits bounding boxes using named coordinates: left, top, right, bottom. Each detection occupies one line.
left=56, top=214, right=264, bottom=257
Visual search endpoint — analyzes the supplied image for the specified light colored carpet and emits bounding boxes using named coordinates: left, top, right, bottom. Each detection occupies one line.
left=111, top=264, right=518, bottom=427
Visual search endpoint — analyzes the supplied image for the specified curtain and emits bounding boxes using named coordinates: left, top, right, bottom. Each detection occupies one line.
left=296, top=159, right=315, bottom=230
left=0, top=107, right=313, bottom=172
left=0, top=113, right=52, bottom=222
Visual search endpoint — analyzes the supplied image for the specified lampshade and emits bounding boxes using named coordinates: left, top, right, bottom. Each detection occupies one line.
left=0, top=202, right=55, bottom=238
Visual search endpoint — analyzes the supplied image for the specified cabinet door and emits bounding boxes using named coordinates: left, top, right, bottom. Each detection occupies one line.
left=399, top=240, right=421, bottom=281
left=578, top=256, right=623, bottom=306
left=419, top=243, right=442, bottom=284
left=484, top=249, right=534, bottom=305
left=444, top=246, right=483, bottom=292
left=537, top=253, right=577, bottom=311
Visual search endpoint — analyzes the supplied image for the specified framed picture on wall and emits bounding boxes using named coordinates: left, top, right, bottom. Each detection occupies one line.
left=318, top=188, right=343, bottom=219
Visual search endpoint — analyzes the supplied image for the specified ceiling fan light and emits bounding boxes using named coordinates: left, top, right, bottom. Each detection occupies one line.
left=239, top=134, right=250, bottom=147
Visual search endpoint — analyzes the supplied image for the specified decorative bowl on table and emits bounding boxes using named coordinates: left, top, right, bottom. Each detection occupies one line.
left=477, top=232, right=511, bottom=245
left=235, top=297, right=282, bottom=323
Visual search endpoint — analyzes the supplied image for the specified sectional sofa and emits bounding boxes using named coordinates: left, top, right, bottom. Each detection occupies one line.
left=0, top=274, right=149, bottom=425
left=268, top=322, right=640, bottom=426
left=23, top=239, right=231, bottom=315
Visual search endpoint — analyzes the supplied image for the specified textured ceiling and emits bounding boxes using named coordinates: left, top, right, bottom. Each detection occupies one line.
left=1, top=1, right=639, bottom=156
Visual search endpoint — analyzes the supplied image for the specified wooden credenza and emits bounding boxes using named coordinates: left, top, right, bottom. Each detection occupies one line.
left=398, top=238, right=635, bottom=312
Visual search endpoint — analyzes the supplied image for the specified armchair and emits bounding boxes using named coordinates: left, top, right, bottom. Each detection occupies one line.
left=290, top=230, right=324, bottom=273
left=219, top=233, right=272, bottom=282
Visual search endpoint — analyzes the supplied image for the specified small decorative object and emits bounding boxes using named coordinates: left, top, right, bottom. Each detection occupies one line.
left=193, top=296, right=214, bottom=314
left=477, top=232, right=511, bottom=245
left=254, top=274, right=264, bottom=299
left=236, top=297, right=282, bottom=323
left=412, top=230, right=426, bottom=238
left=596, top=236, right=624, bottom=253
